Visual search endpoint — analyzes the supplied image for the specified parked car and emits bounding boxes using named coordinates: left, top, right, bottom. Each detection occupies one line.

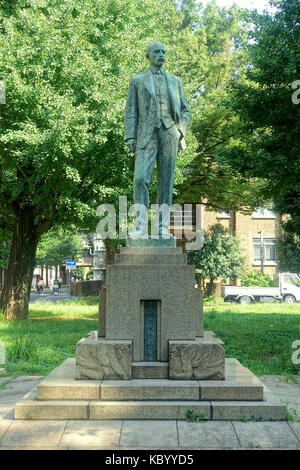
left=221, top=273, right=300, bottom=304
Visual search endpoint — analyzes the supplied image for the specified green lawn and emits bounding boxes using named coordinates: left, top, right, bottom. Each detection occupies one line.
left=0, top=297, right=299, bottom=378
left=0, top=297, right=98, bottom=376
left=204, top=299, right=300, bottom=377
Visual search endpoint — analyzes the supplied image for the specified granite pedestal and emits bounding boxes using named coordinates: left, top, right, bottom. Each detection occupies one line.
left=14, top=241, right=286, bottom=420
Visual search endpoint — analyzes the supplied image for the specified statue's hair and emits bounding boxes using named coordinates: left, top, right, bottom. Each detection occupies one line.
left=146, top=41, right=165, bottom=59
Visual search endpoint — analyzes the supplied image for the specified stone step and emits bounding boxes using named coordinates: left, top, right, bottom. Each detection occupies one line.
left=132, top=362, right=169, bottom=379
left=120, top=247, right=182, bottom=254
left=15, top=390, right=286, bottom=421
left=100, top=379, right=200, bottom=401
left=114, top=253, right=187, bottom=265
left=125, top=238, right=176, bottom=248
left=36, top=358, right=265, bottom=402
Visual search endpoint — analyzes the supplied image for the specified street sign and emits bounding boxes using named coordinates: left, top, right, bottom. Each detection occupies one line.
left=66, top=259, right=76, bottom=270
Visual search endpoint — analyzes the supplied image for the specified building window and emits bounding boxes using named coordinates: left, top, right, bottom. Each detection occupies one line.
left=217, top=210, right=230, bottom=218
left=253, top=238, right=276, bottom=262
left=252, top=208, right=276, bottom=218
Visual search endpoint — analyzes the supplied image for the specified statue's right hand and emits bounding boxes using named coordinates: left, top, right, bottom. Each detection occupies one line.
left=126, top=139, right=136, bottom=154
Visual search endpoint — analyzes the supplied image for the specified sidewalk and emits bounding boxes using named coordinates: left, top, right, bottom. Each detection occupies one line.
left=29, top=287, right=71, bottom=304
left=0, top=374, right=299, bottom=450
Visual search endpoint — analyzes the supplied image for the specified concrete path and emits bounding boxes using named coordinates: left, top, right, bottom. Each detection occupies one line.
left=29, top=287, right=71, bottom=304
left=0, top=375, right=299, bottom=450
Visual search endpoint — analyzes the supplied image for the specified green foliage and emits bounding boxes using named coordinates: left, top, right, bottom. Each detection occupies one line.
left=74, top=266, right=85, bottom=280
left=36, top=227, right=83, bottom=267
left=241, top=269, right=273, bottom=287
left=174, top=2, right=267, bottom=213
left=0, top=239, right=10, bottom=269
left=219, top=0, right=300, bottom=234
left=277, top=233, right=300, bottom=274
left=8, top=335, right=37, bottom=362
left=187, top=224, right=245, bottom=292
left=186, top=410, right=208, bottom=422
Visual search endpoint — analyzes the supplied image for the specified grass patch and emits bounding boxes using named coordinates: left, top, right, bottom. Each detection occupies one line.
left=0, top=296, right=299, bottom=377
left=0, top=297, right=98, bottom=375
left=204, top=299, right=300, bottom=376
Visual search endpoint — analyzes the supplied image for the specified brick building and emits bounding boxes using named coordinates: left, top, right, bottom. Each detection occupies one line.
left=202, top=206, right=280, bottom=282
left=170, top=204, right=280, bottom=289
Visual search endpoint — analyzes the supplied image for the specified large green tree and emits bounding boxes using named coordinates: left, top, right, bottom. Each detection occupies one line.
left=276, top=232, right=300, bottom=274
left=173, top=1, right=267, bottom=213
left=218, top=0, right=300, bottom=232
left=0, top=0, right=185, bottom=319
left=187, top=223, right=245, bottom=295
left=36, top=227, right=84, bottom=274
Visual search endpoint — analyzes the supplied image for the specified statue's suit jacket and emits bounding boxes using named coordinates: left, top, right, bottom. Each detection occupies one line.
left=124, top=67, right=191, bottom=151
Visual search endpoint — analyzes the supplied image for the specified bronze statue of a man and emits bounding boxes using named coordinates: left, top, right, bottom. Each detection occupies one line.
left=124, top=41, right=191, bottom=237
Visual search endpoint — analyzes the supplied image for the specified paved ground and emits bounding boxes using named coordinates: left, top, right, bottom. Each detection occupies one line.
left=29, top=287, right=71, bottom=304
left=0, top=374, right=299, bottom=450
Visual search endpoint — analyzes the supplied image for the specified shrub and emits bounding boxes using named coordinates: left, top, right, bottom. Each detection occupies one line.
left=241, top=270, right=273, bottom=287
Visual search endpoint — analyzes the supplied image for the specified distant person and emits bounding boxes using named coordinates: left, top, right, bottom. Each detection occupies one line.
left=36, top=275, right=40, bottom=293
left=37, top=278, right=44, bottom=295
left=53, top=280, right=59, bottom=295
left=58, top=277, right=63, bottom=289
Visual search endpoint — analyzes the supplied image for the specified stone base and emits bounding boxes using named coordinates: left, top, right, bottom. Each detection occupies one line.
left=169, top=332, right=225, bottom=380
left=76, top=331, right=224, bottom=381
left=14, top=358, right=286, bottom=421
left=102, top=246, right=203, bottom=361
left=76, top=332, right=132, bottom=380
left=126, top=238, right=176, bottom=248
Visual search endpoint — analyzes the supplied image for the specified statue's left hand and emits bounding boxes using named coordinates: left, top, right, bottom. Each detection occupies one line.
left=126, top=139, right=136, bottom=154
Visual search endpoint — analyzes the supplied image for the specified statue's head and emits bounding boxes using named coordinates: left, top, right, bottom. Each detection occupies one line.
left=146, top=41, right=166, bottom=67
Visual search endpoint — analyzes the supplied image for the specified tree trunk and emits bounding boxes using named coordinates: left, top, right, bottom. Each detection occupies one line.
left=46, top=265, right=49, bottom=288
left=1, top=209, right=39, bottom=320
left=0, top=267, right=3, bottom=292
left=206, top=278, right=215, bottom=297
left=104, top=240, right=119, bottom=266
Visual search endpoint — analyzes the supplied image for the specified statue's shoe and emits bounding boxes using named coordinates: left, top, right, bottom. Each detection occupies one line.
left=128, top=229, right=149, bottom=239
left=159, top=229, right=174, bottom=239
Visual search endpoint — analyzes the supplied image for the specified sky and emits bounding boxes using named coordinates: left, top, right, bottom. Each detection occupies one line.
left=201, top=0, right=274, bottom=12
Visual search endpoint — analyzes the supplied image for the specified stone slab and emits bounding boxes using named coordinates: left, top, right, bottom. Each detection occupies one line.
left=37, top=379, right=100, bottom=401
left=199, top=377, right=264, bottom=401
left=114, top=253, right=187, bottom=265
left=14, top=390, right=89, bottom=420
left=37, top=358, right=101, bottom=400
left=212, top=391, right=286, bottom=421
left=0, top=420, right=67, bottom=447
left=0, top=420, right=12, bottom=440
left=289, top=422, right=300, bottom=442
left=120, top=420, right=178, bottom=448
left=46, top=358, right=75, bottom=378
left=169, top=333, right=225, bottom=380
left=120, top=247, right=182, bottom=254
left=132, top=362, right=169, bottom=379
left=126, top=238, right=176, bottom=248
left=100, top=379, right=200, bottom=401
left=233, top=421, right=300, bottom=449
left=76, top=333, right=132, bottom=380
left=90, top=401, right=211, bottom=420
left=177, top=421, right=239, bottom=449
left=59, top=420, right=122, bottom=448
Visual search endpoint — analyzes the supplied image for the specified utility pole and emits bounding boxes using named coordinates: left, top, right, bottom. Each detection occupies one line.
left=258, top=230, right=264, bottom=273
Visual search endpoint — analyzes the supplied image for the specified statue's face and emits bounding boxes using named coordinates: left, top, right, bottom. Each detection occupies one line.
left=148, top=43, right=166, bottom=67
